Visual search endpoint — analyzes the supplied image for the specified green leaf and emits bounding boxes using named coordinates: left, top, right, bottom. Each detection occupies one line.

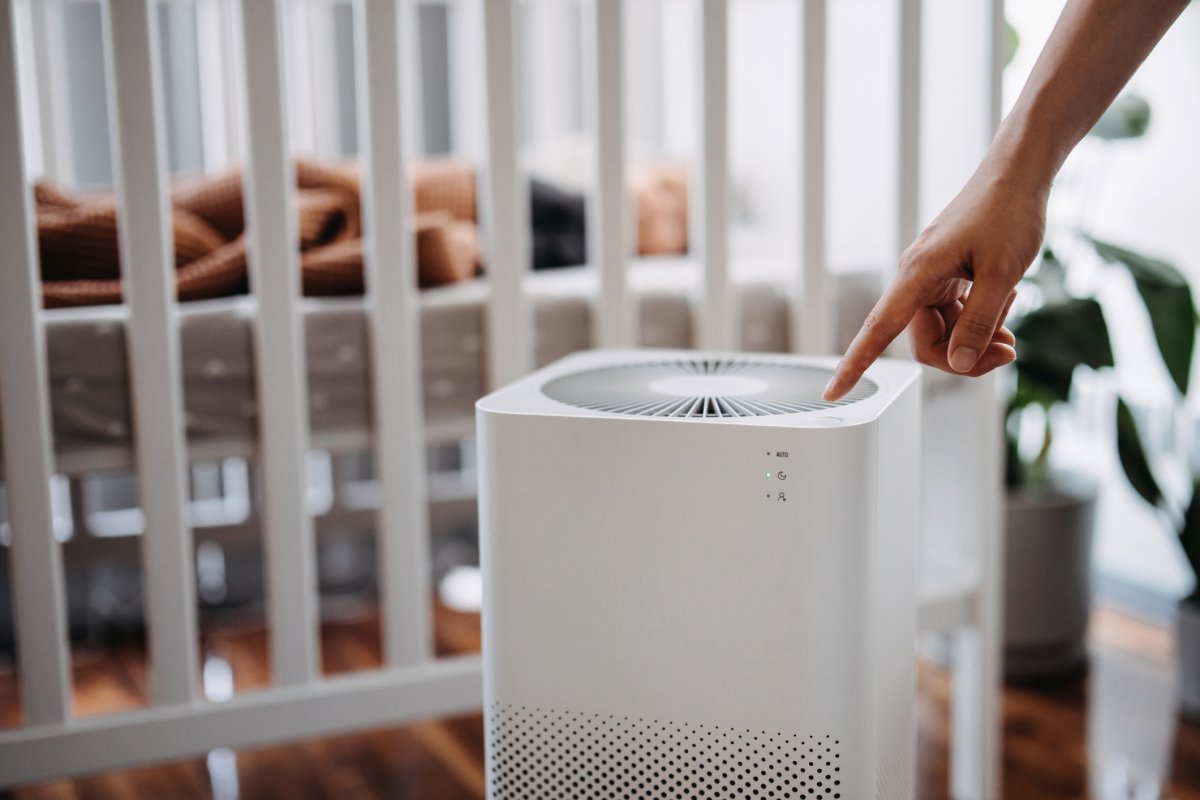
left=1025, top=247, right=1069, bottom=304
left=1004, top=432, right=1025, bottom=489
left=1088, top=236, right=1197, bottom=395
left=1012, top=297, right=1114, bottom=403
left=1013, top=359, right=1072, bottom=406
left=1004, top=21, right=1019, bottom=67
left=1181, top=479, right=1200, bottom=591
left=1089, top=94, right=1152, bottom=140
left=1114, top=396, right=1163, bottom=508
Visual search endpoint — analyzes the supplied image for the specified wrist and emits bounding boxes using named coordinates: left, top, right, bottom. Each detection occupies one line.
left=980, top=105, right=1063, bottom=198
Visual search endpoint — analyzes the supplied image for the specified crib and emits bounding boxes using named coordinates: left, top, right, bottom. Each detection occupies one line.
left=0, top=0, right=1006, bottom=797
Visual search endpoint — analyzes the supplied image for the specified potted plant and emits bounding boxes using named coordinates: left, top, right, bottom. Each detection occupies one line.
left=999, top=90, right=1185, bottom=680
left=1003, top=251, right=1105, bottom=679
left=1004, top=236, right=1198, bottom=681
left=1117, top=412, right=1200, bottom=720
left=1084, top=240, right=1200, bottom=717
left=1179, top=496, right=1200, bottom=718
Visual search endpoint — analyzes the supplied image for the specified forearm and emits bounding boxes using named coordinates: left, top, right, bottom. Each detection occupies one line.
left=986, top=0, right=1187, bottom=191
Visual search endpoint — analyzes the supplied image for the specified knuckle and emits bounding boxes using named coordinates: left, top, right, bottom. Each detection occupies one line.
left=987, top=257, right=1025, bottom=285
left=897, top=248, right=922, bottom=275
left=956, top=311, right=995, bottom=339
left=970, top=363, right=1000, bottom=378
left=993, top=263, right=1021, bottom=286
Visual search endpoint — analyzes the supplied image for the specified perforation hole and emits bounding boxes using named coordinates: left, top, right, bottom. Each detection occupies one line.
left=487, top=703, right=844, bottom=799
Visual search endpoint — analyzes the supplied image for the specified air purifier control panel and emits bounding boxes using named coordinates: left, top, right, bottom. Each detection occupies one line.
left=763, top=449, right=789, bottom=502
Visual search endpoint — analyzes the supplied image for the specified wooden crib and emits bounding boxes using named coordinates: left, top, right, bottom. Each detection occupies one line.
left=0, top=0, right=1006, bottom=797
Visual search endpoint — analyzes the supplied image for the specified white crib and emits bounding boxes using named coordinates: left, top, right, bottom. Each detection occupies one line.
left=0, top=0, right=1006, bottom=797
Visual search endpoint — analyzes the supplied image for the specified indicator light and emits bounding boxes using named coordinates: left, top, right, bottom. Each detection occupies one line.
left=766, top=472, right=772, bottom=478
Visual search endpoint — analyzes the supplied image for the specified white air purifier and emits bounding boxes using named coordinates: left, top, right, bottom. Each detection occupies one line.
left=477, top=349, right=922, bottom=800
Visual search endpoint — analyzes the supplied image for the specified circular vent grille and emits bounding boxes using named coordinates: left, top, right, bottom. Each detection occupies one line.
left=541, top=357, right=876, bottom=418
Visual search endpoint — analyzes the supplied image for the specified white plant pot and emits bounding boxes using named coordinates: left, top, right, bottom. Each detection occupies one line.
left=1180, top=599, right=1200, bottom=719
left=1004, top=473, right=1098, bottom=679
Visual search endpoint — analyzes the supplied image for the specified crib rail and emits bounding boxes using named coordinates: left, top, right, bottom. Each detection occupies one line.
left=105, top=0, right=201, bottom=706
left=238, top=0, right=323, bottom=688
left=0, top=0, right=72, bottom=728
left=479, top=0, right=531, bottom=387
left=585, top=0, right=633, bottom=348
left=356, top=0, right=433, bottom=668
left=0, top=0, right=1005, bottom=792
left=796, top=0, right=828, bottom=354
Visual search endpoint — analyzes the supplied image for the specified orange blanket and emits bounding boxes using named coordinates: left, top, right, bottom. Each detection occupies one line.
left=37, top=158, right=480, bottom=308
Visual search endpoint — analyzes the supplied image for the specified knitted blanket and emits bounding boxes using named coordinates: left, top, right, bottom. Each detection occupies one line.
left=37, top=157, right=480, bottom=308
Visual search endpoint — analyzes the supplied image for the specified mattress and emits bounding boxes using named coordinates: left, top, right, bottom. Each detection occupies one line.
left=1, top=257, right=885, bottom=476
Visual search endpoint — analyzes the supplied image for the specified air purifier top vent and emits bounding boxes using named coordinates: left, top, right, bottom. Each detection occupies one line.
left=540, top=356, right=876, bottom=418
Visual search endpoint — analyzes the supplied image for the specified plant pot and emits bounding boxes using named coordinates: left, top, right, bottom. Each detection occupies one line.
left=1004, top=473, right=1098, bottom=679
left=1180, top=598, right=1200, bottom=719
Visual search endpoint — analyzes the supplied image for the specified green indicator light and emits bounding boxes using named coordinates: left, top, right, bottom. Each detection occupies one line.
left=766, top=472, right=772, bottom=478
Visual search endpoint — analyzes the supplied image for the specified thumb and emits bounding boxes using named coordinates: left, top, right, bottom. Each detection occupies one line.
left=947, top=279, right=1013, bottom=373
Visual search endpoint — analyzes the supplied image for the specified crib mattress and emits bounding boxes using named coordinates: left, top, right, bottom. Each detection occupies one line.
left=2, top=257, right=883, bottom=475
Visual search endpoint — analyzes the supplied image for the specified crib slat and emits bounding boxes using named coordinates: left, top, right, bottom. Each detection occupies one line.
left=0, top=0, right=72, bottom=727
left=28, top=0, right=71, bottom=184
left=794, top=0, right=830, bottom=355
left=196, top=0, right=233, bottom=171
left=480, top=0, right=531, bottom=386
left=586, top=0, right=633, bottom=348
left=695, top=0, right=730, bottom=351
left=896, top=0, right=922, bottom=257
left=286, top=0, right=317, bottom=155
left=883, top=0, right=922, bottom=358
left=950, top=10, right=1006, bottom=798
left=986, top=0, right=1004, bottom=135
left=355, top=0, right=432, bottom=668
left=238, top=0, right=320, bottom=686
left=448, top=0, right=485, bottom=162
left=219, top=0, right=244, bottom=166
left=102, top=0, right=199, bottom=707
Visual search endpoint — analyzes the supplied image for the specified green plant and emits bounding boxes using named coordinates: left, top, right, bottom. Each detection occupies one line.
left=1089, top=94, right=1152, bottom=141
left=1009, top=238, right=1199, bottom=599
left=1004, top=92, right=1200, bottom=602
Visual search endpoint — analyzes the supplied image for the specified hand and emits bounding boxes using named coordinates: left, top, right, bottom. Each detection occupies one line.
left=822, top=159, right=1048, bottom=401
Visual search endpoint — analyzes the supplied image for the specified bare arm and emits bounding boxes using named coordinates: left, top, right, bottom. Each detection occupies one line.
left=823, top=0, right=1189, bottom=401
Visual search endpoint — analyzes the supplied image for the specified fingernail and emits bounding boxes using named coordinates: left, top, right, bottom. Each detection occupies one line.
left=949, top=347, right=979, bottom=373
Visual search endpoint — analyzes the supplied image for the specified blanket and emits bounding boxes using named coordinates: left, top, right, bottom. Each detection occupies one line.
left=36, top=157, right=689, bottom=308
left=37, top=158, right=480, bottom=308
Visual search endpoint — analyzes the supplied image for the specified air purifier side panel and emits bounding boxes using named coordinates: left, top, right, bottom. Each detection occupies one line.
left=870, top=379, right=922, bottom=800
left=478, top=408, right=880, bottom=799
left=476, top=406, right=502, bottom=731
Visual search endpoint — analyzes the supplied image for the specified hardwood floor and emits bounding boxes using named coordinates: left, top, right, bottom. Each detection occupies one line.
left=3, top=605, right=1198, bottom=799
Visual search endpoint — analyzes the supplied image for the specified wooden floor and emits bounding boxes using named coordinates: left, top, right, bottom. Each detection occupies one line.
left=3, top=605, right=1199, bottom=799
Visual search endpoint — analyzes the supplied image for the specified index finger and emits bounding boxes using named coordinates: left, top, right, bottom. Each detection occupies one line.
left=822, top=274, right=922, bottom=401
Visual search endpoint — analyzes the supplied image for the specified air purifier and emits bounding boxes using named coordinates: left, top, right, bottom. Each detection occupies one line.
left=477, top=349, right=922, bottom=799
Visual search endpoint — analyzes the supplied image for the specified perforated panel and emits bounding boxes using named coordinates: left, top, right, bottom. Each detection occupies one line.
left=487, top=703, right=845, bottom=799
left=540, top=357, right=877, bottom=418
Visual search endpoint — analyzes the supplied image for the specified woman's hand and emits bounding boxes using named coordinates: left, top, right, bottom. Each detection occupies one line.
left=822, top=158, right=1048, bottom=401
left=819, top=0, right=1188, bottom=402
